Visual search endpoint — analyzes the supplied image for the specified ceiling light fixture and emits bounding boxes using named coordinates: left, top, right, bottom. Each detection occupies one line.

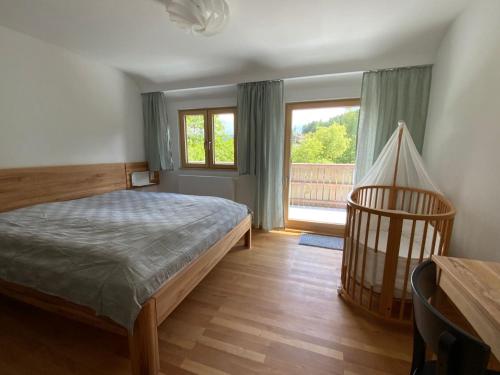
left=164, top=0, right=229, bottom=37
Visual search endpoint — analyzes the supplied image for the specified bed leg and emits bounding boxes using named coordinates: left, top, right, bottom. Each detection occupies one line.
left=129, top=299, right=160, bottom=375
left=244, top=227, right=252, bottom=249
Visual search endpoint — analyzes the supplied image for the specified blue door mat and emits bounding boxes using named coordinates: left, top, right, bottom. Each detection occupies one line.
left=298, top=233, right=344, bottom=250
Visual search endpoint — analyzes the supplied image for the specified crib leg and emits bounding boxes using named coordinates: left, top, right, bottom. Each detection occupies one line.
left=379, top=218, right=403, bottom=318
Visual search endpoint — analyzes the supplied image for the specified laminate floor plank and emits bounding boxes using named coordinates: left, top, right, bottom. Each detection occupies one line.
left=0, top=230, right=416, bottom=374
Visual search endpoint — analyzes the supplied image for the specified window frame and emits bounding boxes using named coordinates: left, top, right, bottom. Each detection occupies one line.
left=178, top=107, right=238, bottom=170
left=283, top=98, right=361, bottom=236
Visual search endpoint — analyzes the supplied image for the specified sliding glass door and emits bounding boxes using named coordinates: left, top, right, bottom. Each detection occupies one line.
left=283, top=99, right=360, bottom=235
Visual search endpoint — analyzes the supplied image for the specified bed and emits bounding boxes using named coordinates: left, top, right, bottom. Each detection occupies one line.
left=0, top=162, right=252, bottom=375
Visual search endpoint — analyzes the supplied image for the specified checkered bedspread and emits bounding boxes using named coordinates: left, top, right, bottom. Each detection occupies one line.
left=0, top=190, right=248, bottom=331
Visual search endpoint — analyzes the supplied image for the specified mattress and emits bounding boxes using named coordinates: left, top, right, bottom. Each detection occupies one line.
left=346, top=215, right=440, bottom=296
left=0, top=190, right=248, bottom=331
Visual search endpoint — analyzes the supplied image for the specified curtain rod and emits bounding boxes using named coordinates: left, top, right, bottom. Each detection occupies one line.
left=145, top=65, right=432, bottom=94
left=366, top=64, right=433, bottom=73
left=149, top=70, right=365, bottom=94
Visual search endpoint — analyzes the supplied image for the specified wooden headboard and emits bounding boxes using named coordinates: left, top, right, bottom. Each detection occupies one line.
left=0, top=163, right=128, bottom=213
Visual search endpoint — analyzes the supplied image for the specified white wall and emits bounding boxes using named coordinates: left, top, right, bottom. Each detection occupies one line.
left=423, top=0, right=500, bottom=261
left=0, top=25, right=144, bottom=168
left=158, top=72, right=362, bottom=209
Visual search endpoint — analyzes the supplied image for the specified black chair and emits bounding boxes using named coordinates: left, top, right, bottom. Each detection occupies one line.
left=410, top=260, right=499, bottom=375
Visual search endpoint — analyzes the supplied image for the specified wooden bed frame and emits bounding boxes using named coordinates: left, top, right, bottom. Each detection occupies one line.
left=0, top=162, right=252, bottom=375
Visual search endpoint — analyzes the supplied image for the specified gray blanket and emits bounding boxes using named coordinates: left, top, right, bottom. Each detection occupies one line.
left=0, top=190, right=248, bottom=331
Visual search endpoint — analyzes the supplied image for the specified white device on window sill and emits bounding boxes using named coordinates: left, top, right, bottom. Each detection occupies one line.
left=131, top=171, right=155, bottom=187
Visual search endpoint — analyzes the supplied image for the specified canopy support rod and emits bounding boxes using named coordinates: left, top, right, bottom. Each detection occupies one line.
left=388, top=122, right=405, bottom=209
left=392, top=122, right=405, bottom=187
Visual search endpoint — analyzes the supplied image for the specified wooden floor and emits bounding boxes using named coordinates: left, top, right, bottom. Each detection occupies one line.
left=0, top=231, right=415, bottom=375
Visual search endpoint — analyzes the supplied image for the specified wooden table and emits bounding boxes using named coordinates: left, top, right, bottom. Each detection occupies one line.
left=433, top=255, right=500, bottom=360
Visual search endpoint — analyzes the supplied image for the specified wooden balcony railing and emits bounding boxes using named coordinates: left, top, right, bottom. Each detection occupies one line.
left=289, top=163, right=355, bottom=209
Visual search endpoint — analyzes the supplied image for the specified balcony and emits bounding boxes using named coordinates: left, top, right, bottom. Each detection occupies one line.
left=288, top=163, right=355, bottom=225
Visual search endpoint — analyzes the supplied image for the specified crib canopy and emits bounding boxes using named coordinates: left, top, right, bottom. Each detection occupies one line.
left=355, top=122, right=440, bottom=193
left=343, top=122, right=455, bottom=323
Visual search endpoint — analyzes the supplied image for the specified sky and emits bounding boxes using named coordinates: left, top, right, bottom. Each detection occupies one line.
left=216, top=113, right=235, bottom=135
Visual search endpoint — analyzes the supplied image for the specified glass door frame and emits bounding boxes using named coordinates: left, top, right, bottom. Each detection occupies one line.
left=283, top=98, right=360, bottom=236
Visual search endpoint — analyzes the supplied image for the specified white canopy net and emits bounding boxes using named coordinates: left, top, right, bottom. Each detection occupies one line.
left=355, top=121, right=440, bottom=193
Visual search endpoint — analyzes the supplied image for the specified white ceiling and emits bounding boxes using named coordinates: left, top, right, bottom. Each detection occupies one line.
left=0, top=0, right=469, bottom=91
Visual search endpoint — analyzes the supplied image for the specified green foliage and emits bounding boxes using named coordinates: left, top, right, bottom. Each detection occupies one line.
left=291, top=109, right=359, bottom=164
left=185, top=115, right=205, bottom=163
left=292, top=124, right=349, bottom=163
left=213, top=117, right=235, bottom=163
left=185, top=114, right=235, bottom=164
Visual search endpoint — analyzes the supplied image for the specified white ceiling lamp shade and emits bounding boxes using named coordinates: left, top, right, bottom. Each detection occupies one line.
left=164, top=0, right=230, bottom=37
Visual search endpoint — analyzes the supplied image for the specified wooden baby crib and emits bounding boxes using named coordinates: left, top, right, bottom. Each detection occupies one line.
left=339, top=126, right=456, bottom=323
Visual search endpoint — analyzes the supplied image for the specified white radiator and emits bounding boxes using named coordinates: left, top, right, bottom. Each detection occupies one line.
left=178, top=175, right=236, bottom=201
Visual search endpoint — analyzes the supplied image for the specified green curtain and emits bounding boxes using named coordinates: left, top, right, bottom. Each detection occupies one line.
left=141, top=92, right=174, bottom=171
left=355, top=65, right=432, bottom=183
left=237, top=80, right=285, bottom=231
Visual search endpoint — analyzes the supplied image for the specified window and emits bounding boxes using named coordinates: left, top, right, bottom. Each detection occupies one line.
left=179, top=107, right=237, bottom=169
